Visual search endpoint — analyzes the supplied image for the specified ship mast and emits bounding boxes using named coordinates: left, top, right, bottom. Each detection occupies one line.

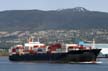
left=92, top=38, right=95, bottom=48
left=37, top=37, right=40, bottom=42
left=28, top=36, right=34, bottom=43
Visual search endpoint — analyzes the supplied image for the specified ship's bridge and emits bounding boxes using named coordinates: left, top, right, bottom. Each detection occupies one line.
left=24, top=42, right=45, bottom=47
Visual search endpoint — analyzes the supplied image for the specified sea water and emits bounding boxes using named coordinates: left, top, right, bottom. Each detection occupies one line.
left=0, top=57, right=108, bottom=71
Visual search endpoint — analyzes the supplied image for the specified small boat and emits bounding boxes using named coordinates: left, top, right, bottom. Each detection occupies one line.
left=9, top=37, right=101, bottom=63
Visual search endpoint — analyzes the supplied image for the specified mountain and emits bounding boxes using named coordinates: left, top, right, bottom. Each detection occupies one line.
left=0, top=7, right=108, bottom=31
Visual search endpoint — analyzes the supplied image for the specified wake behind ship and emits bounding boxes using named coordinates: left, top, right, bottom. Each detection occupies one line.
left=9, top=38, right=101, bottom=63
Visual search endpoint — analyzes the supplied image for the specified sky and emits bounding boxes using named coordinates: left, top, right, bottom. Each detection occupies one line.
left=0, top=0, right=108, bottom=12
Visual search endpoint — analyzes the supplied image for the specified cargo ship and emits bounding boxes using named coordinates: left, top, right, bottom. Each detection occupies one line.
left=9, top=38, right=101, bottom=63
